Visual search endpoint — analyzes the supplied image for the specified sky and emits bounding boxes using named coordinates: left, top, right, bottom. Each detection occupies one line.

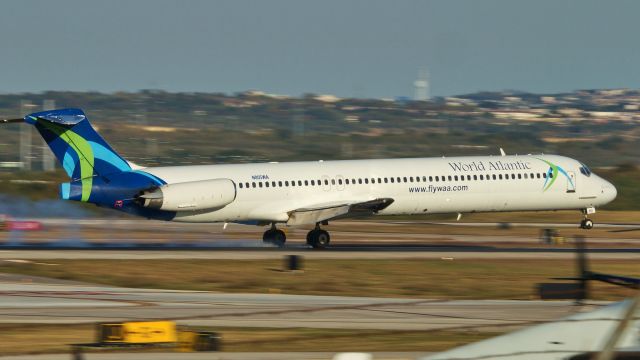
left=1, top=0, right=640, bottom=98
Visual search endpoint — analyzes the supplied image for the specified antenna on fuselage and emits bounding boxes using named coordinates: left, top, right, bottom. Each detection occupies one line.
left=499, top=148, right=506, bottom=157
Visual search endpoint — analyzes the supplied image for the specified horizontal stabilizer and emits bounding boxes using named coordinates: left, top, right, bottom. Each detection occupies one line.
left=26, top=109, right=87, bottom=126
left=1, top=118, right=24, bottom=124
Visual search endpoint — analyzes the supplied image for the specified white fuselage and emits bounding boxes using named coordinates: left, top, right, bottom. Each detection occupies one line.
left=142, top=154, right=617, bottom=224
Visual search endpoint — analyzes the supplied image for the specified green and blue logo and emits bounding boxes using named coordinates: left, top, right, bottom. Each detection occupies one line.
left=536, top=158, right=574, bottom=192
left=28, top=109, right=132, bottom=202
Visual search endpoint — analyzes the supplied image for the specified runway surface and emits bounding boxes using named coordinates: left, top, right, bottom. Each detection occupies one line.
left=0, top=273, right=602, bottom=331
left=2, top=352, right=432, bottom=360
left=1, top=248, right=639, bottom=260
left=2, top=219, right=639, bottom=258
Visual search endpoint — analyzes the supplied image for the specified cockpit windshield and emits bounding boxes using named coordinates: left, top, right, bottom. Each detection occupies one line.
left=579, top=162, right=592, bottom=177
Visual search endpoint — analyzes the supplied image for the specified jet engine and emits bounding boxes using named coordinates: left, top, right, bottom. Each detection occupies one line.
left=138, top=179, right=236, bottom=212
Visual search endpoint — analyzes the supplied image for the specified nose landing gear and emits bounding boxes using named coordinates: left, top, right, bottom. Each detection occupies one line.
left=580, top=218, right=594, bottom=230
left=580, top=208, right=595, bottom=230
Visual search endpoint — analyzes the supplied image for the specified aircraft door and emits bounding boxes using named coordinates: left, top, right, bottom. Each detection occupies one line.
left=567, top=171, right=576, bottom=193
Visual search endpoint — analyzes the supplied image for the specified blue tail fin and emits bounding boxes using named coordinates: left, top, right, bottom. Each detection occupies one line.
left=25, top=109, right=132, bottom=201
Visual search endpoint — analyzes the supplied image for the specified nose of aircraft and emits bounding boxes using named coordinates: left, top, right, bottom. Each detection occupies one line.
left=601, top=179, right=617, bottom=204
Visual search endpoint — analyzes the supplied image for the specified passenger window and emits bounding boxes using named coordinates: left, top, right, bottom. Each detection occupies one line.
left=422, top=176, right=427, bottom=182
left=365, top=178, right=369, bottom=184
left=549, top=173, right=554, bottom=178
left=324, top=179, right=329, bottom=185
left=239, top=183, right=243, bottom=189
left=403, top=177, right=407, bottom=182
left=429, top=176, right=433, bottom=182
left=448, top=175, right=452, bottom=181
left=304, top=180, right=308, bottom=186
left=498, top=174, right=503, bottom=180
left=384, top=178, right=389, bottom=183
left=390, top=178, right=395, bottom=183
left=265, top=182, right=270, bottom=187
left=311, top=180, right=315, bottom=186
left=345, top=179, right=350, bottom=185
left=397, top=177, right=402, bottom=182
left=415, top=176, right=420, bottom=183
left=378, top=178, right=382, bottom=183
left=410, top=177, right=414, bottom=182
left=338, top=179, right=343, bottom=185
left=259, top=182, right=263, bottom=188
left=285, top=181, right=289, bottom=186
left=358, top=178, right=363, bottom=184
left=298, top=180, right=302, bottom=186
left=331, top=179, right=336, bottom=185
left=524, top=174, right=528, bottom=179
left=435, top=176, right=439, bottom=182
left=246, top=182, right=250, bottom=188
left=517, top=174, right=522, bottom=179
left=454, top=175, right=459, bottom=181
left=492, top=174, right=496, bottom=180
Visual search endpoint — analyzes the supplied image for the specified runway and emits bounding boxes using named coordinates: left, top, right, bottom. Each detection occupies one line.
left=0, top=274, right=601, bottom=331
left=1, top=248, right=639, bottom=260
left=2, top=219, right=640, bottom=258
left=0, top=352, right=432, bottom=360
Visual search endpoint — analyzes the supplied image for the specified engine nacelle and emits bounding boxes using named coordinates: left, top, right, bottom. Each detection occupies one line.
left=139, top=179, right=236, bottom=212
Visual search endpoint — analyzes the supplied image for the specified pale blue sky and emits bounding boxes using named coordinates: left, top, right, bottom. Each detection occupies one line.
left=1, top=0, right=639, bottom=97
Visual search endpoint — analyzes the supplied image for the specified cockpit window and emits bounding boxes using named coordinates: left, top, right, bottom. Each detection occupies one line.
left=579, top=163, right=592, bottom=177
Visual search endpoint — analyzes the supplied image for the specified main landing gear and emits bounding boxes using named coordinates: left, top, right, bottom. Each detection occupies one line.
left=307, top=224, right=330, bottom=249
left=262, top=223, right=331, bottom=249
left=263, top=224, right=286, bottom=247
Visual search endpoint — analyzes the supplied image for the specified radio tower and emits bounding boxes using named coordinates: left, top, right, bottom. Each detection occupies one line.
left=414, top=68, right=430, bottom=101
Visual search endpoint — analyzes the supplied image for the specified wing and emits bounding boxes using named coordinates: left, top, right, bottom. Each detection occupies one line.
left=286, top=198, right=394, bottom=226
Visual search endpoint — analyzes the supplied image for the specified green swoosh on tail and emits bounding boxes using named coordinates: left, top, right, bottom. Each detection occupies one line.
left=36, top=117, right=94, bottom=202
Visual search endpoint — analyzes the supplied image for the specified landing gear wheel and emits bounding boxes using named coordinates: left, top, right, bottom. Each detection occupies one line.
left=580, top=218, right=594, bottom=229
left=263, top=228, right=286, bottom=247
left=582, top=219, right=594, bottom=230
left=306, top=229, right=330, bottom=249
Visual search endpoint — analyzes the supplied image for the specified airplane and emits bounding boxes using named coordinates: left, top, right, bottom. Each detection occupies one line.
left=421, top=297, right=640, bottom=360
left=1, top=108, right=617, bottom=248
left=422, top=238, right=640, bottom=359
